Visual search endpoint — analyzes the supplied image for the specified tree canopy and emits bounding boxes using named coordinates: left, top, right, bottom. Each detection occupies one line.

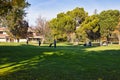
left=77, top=15, right=100, bottom=40
left=98, top=10, right=120, bottom=41
left=49, top=7, right=88, bottom=41
left=0, top=0, right=30, bottom=41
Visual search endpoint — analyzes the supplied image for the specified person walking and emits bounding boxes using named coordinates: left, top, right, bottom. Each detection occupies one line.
left=26, top=38, right=29, bottom=45
left=38, top=40, right=41, bottom=46
left=54, top=39, right=56, bottom=48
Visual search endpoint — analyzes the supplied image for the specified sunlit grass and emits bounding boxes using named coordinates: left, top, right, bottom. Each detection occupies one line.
left=0, top=42, right=23, bottom=46
left=0, top=42, right=120, bottom=80
left=86, top=45, right=120, bottom=51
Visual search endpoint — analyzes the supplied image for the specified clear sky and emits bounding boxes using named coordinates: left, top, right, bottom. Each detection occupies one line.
left=26, top=0, right=120, bottom=26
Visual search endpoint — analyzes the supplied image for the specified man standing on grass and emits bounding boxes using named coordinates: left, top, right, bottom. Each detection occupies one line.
left=26, top=38, right=29, bottom=45
left=38, top=40, right=41, bottom=46
left=54, top=39, right=56, bottom=48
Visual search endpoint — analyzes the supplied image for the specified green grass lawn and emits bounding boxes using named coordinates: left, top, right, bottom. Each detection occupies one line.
left=0, top=42, right=120, bottom=80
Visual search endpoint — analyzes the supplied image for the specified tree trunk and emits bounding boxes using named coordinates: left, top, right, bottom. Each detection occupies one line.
left=106, top=36, right=109, bottom=45
left=71, top=33, right=76, bottom=43
left=67, top=33, right=71, bottom=42
left=17, top=38, right=19, bottom=43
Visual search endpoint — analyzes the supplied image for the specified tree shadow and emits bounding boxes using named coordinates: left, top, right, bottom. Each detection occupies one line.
left=0, top=45, right=120, bottom=80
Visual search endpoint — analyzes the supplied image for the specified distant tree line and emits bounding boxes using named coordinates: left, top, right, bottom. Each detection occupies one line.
left=1, top=2, right=120, bottom=45
left=48, top=7, right=120, bottom=45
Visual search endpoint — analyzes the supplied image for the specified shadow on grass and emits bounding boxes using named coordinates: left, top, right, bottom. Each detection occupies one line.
left=0, top=44, right=120, bottom=80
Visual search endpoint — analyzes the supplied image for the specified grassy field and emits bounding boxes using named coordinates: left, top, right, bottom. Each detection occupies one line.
left=0, top=42, right=120, bottom=80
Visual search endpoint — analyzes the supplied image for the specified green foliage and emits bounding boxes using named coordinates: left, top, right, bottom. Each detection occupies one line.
left=98, top=10, right=120, bottom=40
left=49, top=8, right=120, bottom=42
left=68, top=7, right=88, bottom=22
left=49, top=7, right=88, bottom=41
left=0, top=0, right=30, bottom=39
left=0, top=0, right=30, bottom=16
left=77, top=15, right=100, bottom=40
left=0, top=0, right=12, bottom=16
left=49, top=13, right=75, bottom=40
left=8, top=20, right=29, bottom=39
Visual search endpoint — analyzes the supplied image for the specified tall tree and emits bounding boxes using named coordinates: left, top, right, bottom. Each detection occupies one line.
left=98, top=10, right=120, bottom=42
left=49, top=13, right=76, bottom=41
left=1, top=0, right=30, bottom=42
left=35, top=16, right=52, bottom=44
left=49, top=7, right=88, bottom=42
left=77, top=15, right=100, bottom=41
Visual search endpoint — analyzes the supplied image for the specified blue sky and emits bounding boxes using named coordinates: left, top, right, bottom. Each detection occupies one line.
left=26, top=0, right=120, bottom=26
